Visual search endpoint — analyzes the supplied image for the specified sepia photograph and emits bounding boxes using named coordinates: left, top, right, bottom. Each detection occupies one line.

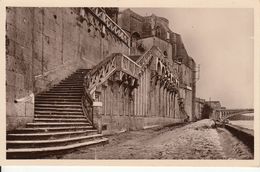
left=5, top=5, right=256, bottom=161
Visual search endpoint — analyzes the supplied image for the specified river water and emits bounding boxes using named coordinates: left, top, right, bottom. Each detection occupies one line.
left=229, top=113, right=254, bottom=130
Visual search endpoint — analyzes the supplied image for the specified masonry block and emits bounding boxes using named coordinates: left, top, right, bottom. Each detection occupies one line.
left=14, top=43, right=24, bottom=61
left=7, top=116, right=33, bottom=131
left=14, top=102, right=26, bottom=117
left=6, top=55, right=15, bottom=72
left=6, top=38, right=16, bottom=57
left=15, top=73, right=25, bottom=89
left=33, top=59, right=42, bottom=76
left=6, top=85, right=15, bottom=102
left=25, top=101, right=34, bottom=117
left=15, top=58, right=27, bottom=74
left=6, top=70, right=16, bottom=86
left=6, top=23, right=17, bottom=42
left=23, top=47, right=33, bottom=63
left=6, top=7, right=16, bottom=25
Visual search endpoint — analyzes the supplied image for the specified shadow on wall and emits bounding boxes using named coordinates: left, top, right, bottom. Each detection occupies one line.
left=201, top=104, right=213, bottom=119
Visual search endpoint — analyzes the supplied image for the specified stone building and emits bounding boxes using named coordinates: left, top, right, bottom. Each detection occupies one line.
left=118, top=9, right=197, bottom=121
left=206, top=100, right=222, bottom=119
left=6, top=7, right=197, bottom=158
left=195, top=97, right=205, bottom=120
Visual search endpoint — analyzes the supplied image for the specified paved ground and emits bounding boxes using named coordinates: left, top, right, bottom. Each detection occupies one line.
left=48, top=119, right=253, bottom=159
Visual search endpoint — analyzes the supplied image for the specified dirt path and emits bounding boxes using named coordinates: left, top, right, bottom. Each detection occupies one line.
left=217, top=127, right=253, bottom=159
left=47, top=119, right=253, bottom=159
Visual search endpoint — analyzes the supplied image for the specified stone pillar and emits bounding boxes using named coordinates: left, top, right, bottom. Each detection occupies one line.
left=93, top=103, right=103, bottom=134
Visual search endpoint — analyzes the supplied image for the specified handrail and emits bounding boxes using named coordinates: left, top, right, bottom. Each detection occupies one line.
left=87, top=8, right=130, bottom=47
left=85, top=53, right=141, bottom=98
left=82, top=53, right=141, bottom=124
left=136, top=46, right=179, bottom=89
left=89, top=53, right=118, bottom=76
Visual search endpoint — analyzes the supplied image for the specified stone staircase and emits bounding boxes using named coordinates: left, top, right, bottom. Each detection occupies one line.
left=7, top=69, right=108, bottom=159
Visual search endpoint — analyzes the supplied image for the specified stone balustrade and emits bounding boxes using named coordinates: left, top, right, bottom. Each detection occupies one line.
left=86, top=7, right=130, bottom=46
left=84, top=53, right=141, bottom=98
left=136, top=46, right=179, bottom=93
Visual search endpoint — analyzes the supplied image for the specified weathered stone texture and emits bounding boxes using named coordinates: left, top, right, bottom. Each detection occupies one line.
left=6, top=7, right=129, bottom=131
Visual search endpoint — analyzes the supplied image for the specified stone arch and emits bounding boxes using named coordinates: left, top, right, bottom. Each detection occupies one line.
left=131, top=32, right=141, bottom=47
left=162, top=66, right=165, bottom=75
left=157, top=61, right=162, bottom=74
left=131, top=32, right=141, bottom=41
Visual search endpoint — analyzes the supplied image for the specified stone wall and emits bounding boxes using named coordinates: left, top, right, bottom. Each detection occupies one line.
left=195, top=98, right=205, bottom=120
left=6, top=7, right=129, bottom=131
left=96, top=68, right=183, bottom=133
left=118, top=9, right=144, bottom=36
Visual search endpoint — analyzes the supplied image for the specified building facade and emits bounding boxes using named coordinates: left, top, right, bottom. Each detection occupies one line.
left=6, top=7, right=197, bottom=133
left=195, top=97, right=206, bottom=120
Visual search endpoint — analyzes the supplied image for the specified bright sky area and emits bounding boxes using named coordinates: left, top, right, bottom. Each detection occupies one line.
left=126, top=8, right=254, bottom=109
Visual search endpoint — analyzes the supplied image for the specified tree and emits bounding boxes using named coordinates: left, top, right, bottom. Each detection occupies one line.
left=201, top=104, right=213, bottom=119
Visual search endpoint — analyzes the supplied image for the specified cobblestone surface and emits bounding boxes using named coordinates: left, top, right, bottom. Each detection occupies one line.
left=49, top=119, right=253, bottom=159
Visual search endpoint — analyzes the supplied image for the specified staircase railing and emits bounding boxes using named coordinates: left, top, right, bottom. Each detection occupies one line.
left=86, top=53, right=140, bottom=97
left=82, top=85, right=94, bottom=125
left=82, top=53, right=141, bottom=124
left=137, top=46, right=180, bottom=92
left=86, top=7, right=130, bottom=47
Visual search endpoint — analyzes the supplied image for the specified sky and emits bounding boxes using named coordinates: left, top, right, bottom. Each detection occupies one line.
left=128, top=8, right=254, bottom=109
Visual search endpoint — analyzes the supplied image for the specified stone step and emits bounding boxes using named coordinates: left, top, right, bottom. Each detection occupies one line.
left=47, top=90, right=83, bottom=93
left=57, top=83, right=83, bottom=86
left=36, top=95, right=82, bottom=99
left=39, top=92, right=82, bottom=96
left=35, top=111, right=84, bottom=115
left=62, top=77, right=85, bottom=80
left=52, top=85, right=83, bottom=88
left=49, top=88, right=83, bottom=91
left=35, top=101, right=82, bottom=105
left=35, top=104, right=82, bottom=108
left=7, top=138, right=108, bottom=159
left=65, top=77, right=84, bottom=80
left=5, top=68, right=108, bottom=159
left=35, top=107, right=83, bottom=112
left=7, top=134, right=104, bottom=148
left=34, top=118, right=88, bottom=123
left=8, top=126, right=94, bottom=133
left=35, top=98, right=82, bottom=102
left=35, top=114, right=86, bottom=119
left=26, top=122, right=90, bottom=128
left=7, top=130, right=98, bottom=140
left=59, top=82, right=83, bottom=85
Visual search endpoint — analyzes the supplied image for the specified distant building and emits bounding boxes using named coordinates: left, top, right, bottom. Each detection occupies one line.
left=195, top=98, right=205, bottom=120
left=206, top=101, right=222, bottom=109
left=205, top=101, right=222, bottom=119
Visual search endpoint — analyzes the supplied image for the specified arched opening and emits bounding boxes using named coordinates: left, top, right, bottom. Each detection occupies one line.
left=131, top=32, right=141, bottom=49
left=157, top=62, right=161, bottom=74
left=163, top=51, right=168, bottom=58
left=155, top=26, right=161, bottom=37
left=162, top=67, right=165, bottom=75
left=131, top=32, right=141, bottom=41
